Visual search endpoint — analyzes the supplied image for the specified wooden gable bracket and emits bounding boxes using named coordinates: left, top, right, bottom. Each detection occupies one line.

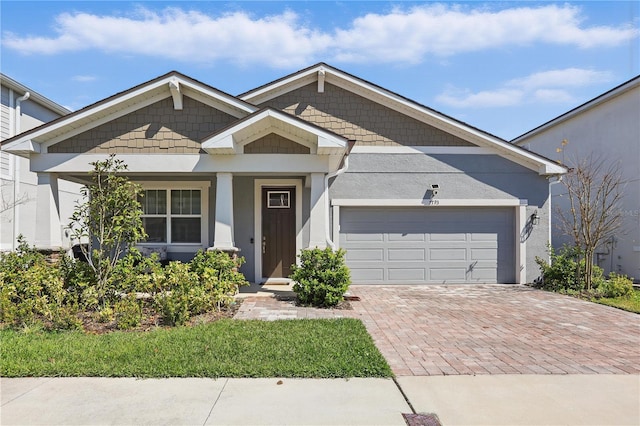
left=169, top=78, right=183, bottom=110
left=317, top=68, right=325, bottom=93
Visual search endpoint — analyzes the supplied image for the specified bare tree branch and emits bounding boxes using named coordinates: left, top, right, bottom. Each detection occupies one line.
left=556, top=149, right=625, bottom=289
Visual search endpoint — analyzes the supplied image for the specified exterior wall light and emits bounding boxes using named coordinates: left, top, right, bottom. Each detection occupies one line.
left=531, top=210, right=540, bottom=226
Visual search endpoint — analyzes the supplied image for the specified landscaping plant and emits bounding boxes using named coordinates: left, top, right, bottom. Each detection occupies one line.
left=290, top=247, right=351, bottom=308
left=68, top=154, right=147, bottom=307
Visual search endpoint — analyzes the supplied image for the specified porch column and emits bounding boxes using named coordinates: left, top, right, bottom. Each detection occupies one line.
left=212, top=172, right=237, bottom=250
left=308, top=172, right=327, bottom=248
left=34, top=173, right=63, bottom=250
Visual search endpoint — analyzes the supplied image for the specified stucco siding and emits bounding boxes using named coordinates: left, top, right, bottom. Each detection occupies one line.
left=244, top=133, right=311, bottom=154
left=260, top=82, right=475, bottom=147
left=49, top=96, right=237, bottom=154
left=330, top=153, right=551, bottom=283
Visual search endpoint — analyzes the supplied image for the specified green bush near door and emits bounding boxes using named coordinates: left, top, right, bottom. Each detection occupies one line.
left=290, top=248, right=351, bottom=308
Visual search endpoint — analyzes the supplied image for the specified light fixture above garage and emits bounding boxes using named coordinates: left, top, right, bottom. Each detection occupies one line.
left=531, top=210, right=540, bottom=226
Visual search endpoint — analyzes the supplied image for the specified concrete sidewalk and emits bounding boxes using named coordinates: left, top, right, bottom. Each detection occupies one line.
left=2, top=375, right=639, bottom=425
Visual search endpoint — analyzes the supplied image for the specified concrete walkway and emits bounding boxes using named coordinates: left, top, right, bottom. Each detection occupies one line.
left=2, top=375, right=639, bottom=425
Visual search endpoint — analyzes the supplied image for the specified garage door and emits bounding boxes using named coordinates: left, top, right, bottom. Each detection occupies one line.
left=339, top=207, right=515, bottom=284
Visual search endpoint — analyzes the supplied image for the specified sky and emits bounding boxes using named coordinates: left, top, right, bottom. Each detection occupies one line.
left=1, top=1, right=638, bottom=140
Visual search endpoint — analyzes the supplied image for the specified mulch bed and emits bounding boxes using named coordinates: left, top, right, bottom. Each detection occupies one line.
left=79, top=300, right=243, bottom=335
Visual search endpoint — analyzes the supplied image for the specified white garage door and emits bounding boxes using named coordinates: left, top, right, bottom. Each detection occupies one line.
left=339, top=207, right=515, bottom=284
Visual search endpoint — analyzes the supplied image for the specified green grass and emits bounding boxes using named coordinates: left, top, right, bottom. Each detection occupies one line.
left=0, top=318, right=392, bottom=378
left=593, top=289, right=640, bottom=313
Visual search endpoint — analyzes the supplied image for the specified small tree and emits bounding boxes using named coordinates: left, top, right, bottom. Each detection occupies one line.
left=556, top=146, right=625, bottom=290
left=68, top=154, right=146, bottom=305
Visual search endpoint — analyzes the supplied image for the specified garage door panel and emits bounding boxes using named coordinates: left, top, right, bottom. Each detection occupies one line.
left=350, top=267, right=384, bottom=282
left=471, top=248, right=498, bottom=260
left=430, top=248, right=466, bottom=261
left=344, top=232, right=384, bottom=242
left=430, top=233, right=467, bottom=241
left=429, top=268, right=467, bottom=281
left=388, top=268, right=425, bottom=281
left=388, top=248, right=425, bottom=261
left=346, top=248, right=384, bottom=261
left=388, top=233, right=425, bottom=242
left=340, top=207, right=515, bottom=284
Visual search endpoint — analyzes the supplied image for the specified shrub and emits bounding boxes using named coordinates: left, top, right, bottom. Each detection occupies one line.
left=598, top=273, right=634, bottom=298
left=0, top=238, right=79, bottom=330
left=190, top=250, right=248, bottom=310
left=114, top=296, right=142, bottom=330
left=153, top=261, right=198, bottom=326
left=535, top=245, right=603, bottom=293
left=290, top=248, right=351, bottom=308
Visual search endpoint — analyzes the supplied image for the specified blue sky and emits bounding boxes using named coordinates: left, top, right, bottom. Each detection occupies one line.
left=1, top=1, right=638, bottom=140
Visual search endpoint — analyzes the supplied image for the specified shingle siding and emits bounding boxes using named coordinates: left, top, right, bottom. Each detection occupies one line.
left=244, top=133, right=310, bottom=154
left=49, top=96, right=237, bottom=154
left=259, top=82, right=475, bottom=147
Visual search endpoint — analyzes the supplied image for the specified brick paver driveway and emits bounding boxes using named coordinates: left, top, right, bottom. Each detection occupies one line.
left=348, top=285, right=640, bottom=376
left=236, top=285, right=640, bottom=376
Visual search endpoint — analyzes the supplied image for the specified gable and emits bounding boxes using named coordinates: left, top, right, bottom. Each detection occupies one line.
left=48, top=96, right=237, bottom=154
left=244, top=133, right=311, bottom=154
left=258, top=82, right=474, bottom=148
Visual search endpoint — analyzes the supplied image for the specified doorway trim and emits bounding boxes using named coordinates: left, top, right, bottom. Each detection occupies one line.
left=254, top=178, right=303, bottom=283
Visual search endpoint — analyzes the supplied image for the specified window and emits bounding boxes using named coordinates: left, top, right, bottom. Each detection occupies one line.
left=140, top=188, right=203, bottom=244
left=267, top=190, right=290, bottom=208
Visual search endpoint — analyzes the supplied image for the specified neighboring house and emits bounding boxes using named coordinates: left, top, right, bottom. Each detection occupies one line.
left=1, top=64, right=565, bottom=284
left=513, top=76, right=640, bottom=281
left=1, top=74, right=81, bottom=252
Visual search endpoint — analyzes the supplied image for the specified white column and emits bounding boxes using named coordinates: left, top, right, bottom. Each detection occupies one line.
left=516, top=204, right=527, bottom=284
left=308, top=172, right=327, bottom=248
left=35, top=173, right=63, bottom=250
left=212, top=172, right=236, bottom=250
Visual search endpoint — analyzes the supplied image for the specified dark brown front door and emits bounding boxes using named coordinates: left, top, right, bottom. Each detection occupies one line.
left=262, top=187, right=296, bottom=279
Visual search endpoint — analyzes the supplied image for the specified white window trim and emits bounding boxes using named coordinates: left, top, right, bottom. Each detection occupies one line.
left=137, top=181, right=210, bottom=252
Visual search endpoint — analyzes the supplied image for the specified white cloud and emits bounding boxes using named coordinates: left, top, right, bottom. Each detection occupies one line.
left=71, top=75, right=97, bottom=82
left=507, top=68, right=613, bottom=90
left=436, top=67, right=614, bottom=108
left=436, top=87, right=523, bottom=108
left=1, top=4, right=637, bottom=66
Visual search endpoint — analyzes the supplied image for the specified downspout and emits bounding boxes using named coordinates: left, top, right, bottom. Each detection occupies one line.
left=325, top=140, right=355, bottom=249
left=12, top=92, right=30, bottom=250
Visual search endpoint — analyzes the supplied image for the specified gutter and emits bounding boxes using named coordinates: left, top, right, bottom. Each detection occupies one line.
left=325, top=140, right=356, bottom=249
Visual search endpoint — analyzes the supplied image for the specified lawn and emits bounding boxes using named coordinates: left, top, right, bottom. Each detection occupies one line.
left=593, top=289, right=640, bottom=314
left=0, top=318, right=392, bottom=378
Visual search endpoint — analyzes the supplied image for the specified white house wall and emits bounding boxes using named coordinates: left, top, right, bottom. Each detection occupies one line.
left=1, top=82, right=81, bottom=252
left=516, top=81, right=639, bottom=280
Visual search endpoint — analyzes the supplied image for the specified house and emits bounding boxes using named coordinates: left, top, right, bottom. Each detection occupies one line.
left=1, top=63, right=565, bottom=284
left=1, top=74, right=81, bottom=252
left=513, top=76, right=639, bottom=281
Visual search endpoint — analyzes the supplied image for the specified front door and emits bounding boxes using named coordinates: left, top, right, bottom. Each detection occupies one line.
left=262, top=187, right=296, bottom=279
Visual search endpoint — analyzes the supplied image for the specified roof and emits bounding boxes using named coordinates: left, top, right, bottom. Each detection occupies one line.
left=241, top=63, right=566, bottom=175
left=1, top=64, right=566, bottom=175
left=512, top=75, right=640, bottom=144
left=1, top=73, right=71, bottom=116
left=0, top=71, right=257, bottom=154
